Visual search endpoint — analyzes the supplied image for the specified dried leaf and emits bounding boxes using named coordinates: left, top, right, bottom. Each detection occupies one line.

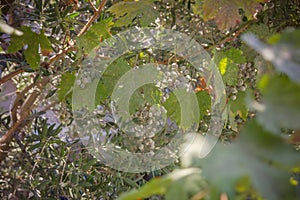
left=195, top=0, right=267, bottom=31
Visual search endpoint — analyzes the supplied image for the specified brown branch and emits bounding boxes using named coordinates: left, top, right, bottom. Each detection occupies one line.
left=0, top=77, right=49, bottom=161
left=0, top=76, right=49, bottom=144
left=88, top=0, right=98, bottom=12
left=77, top=0, right=107, bottom=37
left=0, top=45, right=76, bottom=87
left=207, top=20, right=253, bottom=51
left=48, top=46, right=77, bottom=65
left=0, top=0, right=106, bottom=86
left=19, top=78, right=49, bottom=119
left=0, top=68, right=24, bottom=85
left=11, top=82, right=35, bottom=123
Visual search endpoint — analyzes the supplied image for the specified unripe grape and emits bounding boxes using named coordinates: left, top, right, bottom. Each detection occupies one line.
left=231, top=95, right=237, bottom=101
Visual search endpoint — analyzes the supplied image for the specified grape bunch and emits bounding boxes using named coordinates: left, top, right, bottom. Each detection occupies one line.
left=225, top=62, right=258, bottom=101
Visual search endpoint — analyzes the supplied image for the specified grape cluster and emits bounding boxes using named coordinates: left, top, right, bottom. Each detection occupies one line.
left=238, top=62, right=257, bottom=89
left=122, top=133, right=156, bottom=154
left=156, top=63, right=194, bottom=101
left=225, top=62, right=258, bottom=101
left=73, top=43, right=214, bottom=157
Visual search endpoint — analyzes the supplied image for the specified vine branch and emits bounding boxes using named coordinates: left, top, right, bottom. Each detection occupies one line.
left=0, top=67, right=24, bottom=85
left=77, top=0, right=107, bottom=37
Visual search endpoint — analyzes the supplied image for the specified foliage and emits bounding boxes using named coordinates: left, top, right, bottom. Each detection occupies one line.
left=197, top=120, right=300, bottom=200
left=193, top=0, right=268, bottom=30
left=107, top=0, right=159, bottom=27
left=256, top=74, right=300, bottom=133
left=213, top=48, right=246, bottom=86
left=76, top=19, right=113, bottom=54
left=0, top=0, right=300, bottom=199
left=58, top=71, right=76, bottom=101
left=8, top=27, right=51, bottom=70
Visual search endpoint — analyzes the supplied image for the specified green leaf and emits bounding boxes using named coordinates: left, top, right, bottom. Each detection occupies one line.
left=220, top=58, right=239, bottom=85
left=95, top=58, right=131, bottom=105
left=162, top=92, right=181, bottom=125
left=76, top=19, right=113, bottom=54
left=81, top=158, right=98, bottom=171
left=257, top=75, right=300, bottom=133
left=194, top=0, right=268, bottom=31
left=246, top=23, right=273, bottom=40
left=165, top=174, right=205, bottom=200
left=214, top=48, right=246, bottom=85
left=118, top=176, right=172, bottom=200
left=58, top=72, right=76, bottom=101
left=8, top=27, right=51, bottom=70
left=196, top=90, right=211, bottom=120
left=191, top=0, right=204, bottom=17
left=193, top=120, right=300, bottom=199
left=108, top=0, right=159, bottom=27
left=163, top=90, right=211, bottom=126
left=118, top=168, right=200, bottom=200
left=129, top=84, right=161, bottom=115
left=228, top=90, right=249, bottom=120
left=268, top=29, right=300, bottom=48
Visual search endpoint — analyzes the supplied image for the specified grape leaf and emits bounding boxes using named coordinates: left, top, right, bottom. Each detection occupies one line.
left=95, top=58, right=131, bottom=105
left=58, top=72, right=76, bottom=101
left=95, top=60, right=162, bottom=115
left=76, top=19, right=113, bottom=54
left=107, top=0, right=159, bottom=27
left=195, top=0, right=267, bottom=31
left=163, top=90, right=211, bottom=126
left=213, top=48, right=246, bottom=85
left=241, top=23, right=273, bottom=60
left=257, top=75, right=300, bottom=133
left=228, top=90, right=249, bottom=120
left=268, top=29, right=300, bottom=48
left=245, top=23, right=273, bottom=40
left=192, top=120, right=300, bottom=199
left=196, top=90, right=211, bottom=119
left=165, top=174, right=205, bottom=200
left=163, top=92, right=181, bottom=125
left=129, top=84, right=161, bottom=115
left=118, top=168, right=201, bottom=200
left=8, top=27, right=51, bottom=70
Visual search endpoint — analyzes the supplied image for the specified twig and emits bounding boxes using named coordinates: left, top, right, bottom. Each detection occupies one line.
left=88, top=0, right=98, bottom=12
left=11, top=82, right=36, bottom=123
left=0, top=77, right=49, bottom=144
left=207, top=20, right=253, bottom=51
left=0, top=68, right=24, bottom=85
left=0, top=77, right=49, bottom=161
left=48, top=46, right=77, bottom=65
left=29, top=136, right=52, bottom=182
left=14, top=132, right=35, bottom=166
left=77, top=0, right=107, bottom=37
